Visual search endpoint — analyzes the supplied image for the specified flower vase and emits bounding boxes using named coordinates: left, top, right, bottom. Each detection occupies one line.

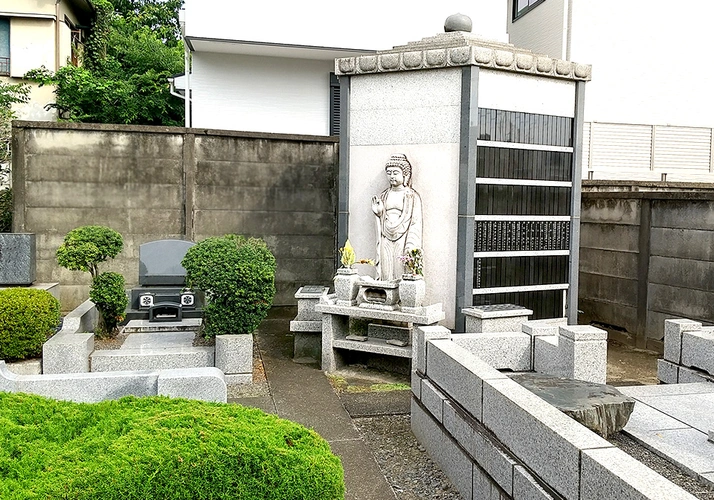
left=399, top=274, right=425, bottom=313
left=334, top=267, right=360, bottom=306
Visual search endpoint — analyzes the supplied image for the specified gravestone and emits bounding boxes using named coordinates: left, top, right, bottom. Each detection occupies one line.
left=127, top=239, right=204, bottom=322
left=0, top=233, right=36, bottom=285
left=139, top=239, right=195, bottom=286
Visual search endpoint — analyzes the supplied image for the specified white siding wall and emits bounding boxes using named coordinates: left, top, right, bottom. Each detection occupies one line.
left=191, top=53, right=334, bottom=136
left=507, top=0, right=567, bottom=59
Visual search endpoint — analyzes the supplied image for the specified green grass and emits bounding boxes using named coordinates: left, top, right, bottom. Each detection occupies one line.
left=0, top=393, right=344, bottom=500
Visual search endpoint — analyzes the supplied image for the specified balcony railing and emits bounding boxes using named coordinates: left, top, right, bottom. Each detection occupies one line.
left=0, top=57, right=8, bottom=76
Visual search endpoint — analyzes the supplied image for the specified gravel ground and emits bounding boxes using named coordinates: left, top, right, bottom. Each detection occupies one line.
left=353, top=414, right=463, bottom=500
left=352, top=413, right=714, bottom=500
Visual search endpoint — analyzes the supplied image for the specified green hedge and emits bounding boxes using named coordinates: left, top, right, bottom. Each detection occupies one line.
left=182, top=235, right=276, bottom=337
left=0, top=288, right=60, bottom=360
left=0, top=393, right=345, bottom=500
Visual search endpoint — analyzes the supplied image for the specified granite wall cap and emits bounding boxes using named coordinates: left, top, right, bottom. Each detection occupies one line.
left=336, top=30, right=591, bottom=81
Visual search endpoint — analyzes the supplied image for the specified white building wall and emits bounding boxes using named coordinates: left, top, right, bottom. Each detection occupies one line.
left=569, top=1, right=714, bottom=129
left=191, top=53, right=334, bottom=136
left=10, top=18, right=54, bottom=77
left=506, top=0, right=566, bottom=59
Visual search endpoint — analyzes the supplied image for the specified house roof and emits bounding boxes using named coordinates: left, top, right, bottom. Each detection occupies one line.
left=185, top=36, right=374, bottom=60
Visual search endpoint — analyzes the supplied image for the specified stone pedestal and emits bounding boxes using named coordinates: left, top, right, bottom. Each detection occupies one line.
left=462, top=304, right=533, bottom=333
left=0, top=233, right=36, bottom=285
left=290, top=285, right=329, bottom=363
left=215, top=334, right=253, bottom=385
left=399, top=276, right=426, bottom=314
left=334, top=268, right=360, bottom=306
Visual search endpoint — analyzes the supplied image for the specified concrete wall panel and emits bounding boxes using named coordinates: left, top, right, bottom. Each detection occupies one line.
left=579, top=222, right=639, bottom=252
left=13, top=122, right=338, bottom=311
left=579, top=248, right=638, bottom=280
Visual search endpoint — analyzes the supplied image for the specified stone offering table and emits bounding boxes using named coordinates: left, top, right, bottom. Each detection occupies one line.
left=315, top=297, right=444, bottom=372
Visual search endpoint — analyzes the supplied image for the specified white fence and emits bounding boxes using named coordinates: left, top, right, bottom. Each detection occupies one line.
left=583, top=122, right=714, bottom=182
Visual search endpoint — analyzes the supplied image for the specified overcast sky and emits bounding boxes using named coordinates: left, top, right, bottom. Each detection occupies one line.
left=183, top=0, right=509, bottom=50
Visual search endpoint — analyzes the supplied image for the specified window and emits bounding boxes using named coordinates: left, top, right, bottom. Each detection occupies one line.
left=329, top=73, right=340, bottom=136
left=0, top=18, right=9, bottom=76
left=513, top=0, right=545, bottom=21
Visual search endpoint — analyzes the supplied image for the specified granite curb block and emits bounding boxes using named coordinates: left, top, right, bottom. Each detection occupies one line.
left=215, top=334, right=253, bottom=381
left=90, top=347, right=214, bottom=372
left=663, top=319, right=702, bottom=365
left=0, top=361, right=227, bottom=403
left=43, top=299, right=97, bottom=374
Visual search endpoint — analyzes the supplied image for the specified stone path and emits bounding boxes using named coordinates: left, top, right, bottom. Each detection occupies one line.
left=620, top=383, right=714, bottom=488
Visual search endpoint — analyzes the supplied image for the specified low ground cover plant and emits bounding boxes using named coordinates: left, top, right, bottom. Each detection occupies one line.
left=182, top=235, right=276, bottom=337
left=0, top=288, right=60, bottom=360
left=0, top=393, right=345, bottom=500
left=56, top=225, right=127, bottom=336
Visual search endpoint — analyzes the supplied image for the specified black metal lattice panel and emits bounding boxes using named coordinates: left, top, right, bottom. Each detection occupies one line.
left=473, top=289, right=565, bottom=319
left=476, top=185, right=571, bottom=216
left=474, top=256, right=570, bottom=289
left=477, top=147, right=572, bottom=181
left=474, top=220, right=570, bottom=252
left=478, top=108, right=573, bottom=147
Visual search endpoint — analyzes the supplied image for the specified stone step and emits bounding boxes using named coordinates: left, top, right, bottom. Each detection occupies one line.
left=91, top=347, right=214, bottom=372
left=122, top=318, right=202, bottom=334
left=120, top=331, right=195, bottom=350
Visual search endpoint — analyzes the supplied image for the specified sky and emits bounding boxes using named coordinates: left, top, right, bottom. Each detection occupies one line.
left=183, top=0, right=509, bottom=50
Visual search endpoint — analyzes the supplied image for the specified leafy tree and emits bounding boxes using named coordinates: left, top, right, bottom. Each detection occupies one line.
left=25, top=0, right=184, bottom=126
left=0, top=81, right=30, bottom=231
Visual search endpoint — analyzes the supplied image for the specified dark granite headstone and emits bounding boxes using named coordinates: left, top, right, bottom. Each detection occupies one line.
left=139, top=239, right=195, bottom=286
left=0, top=233, right=36, bottom=285
left=510, top=372, right=636, bottom=438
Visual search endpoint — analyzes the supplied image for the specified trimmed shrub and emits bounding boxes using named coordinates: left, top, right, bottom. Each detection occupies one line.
left=0, top=393, right=345, bottom=500
left=0, top=288, right=60, bottom=360
left=182, top=235, right=276, bottom=337
left=0, top=188, right=10, bottom=232
left=89, top=271, right=128, bottom=336
left=56, top=225, right=123, bottom=278
left=56, top=225, right=125, bottom=336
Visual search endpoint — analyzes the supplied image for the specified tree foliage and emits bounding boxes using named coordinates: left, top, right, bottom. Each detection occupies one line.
left=25, top=0, right=184, bottom=126
left=0, top=82, right=30, bottom=186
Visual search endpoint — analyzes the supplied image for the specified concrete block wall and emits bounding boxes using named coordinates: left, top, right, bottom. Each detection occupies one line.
left=412, top=327, right=697, bottom=500
left=580, top=183, right=714, bottom=351
left=658, top=318, right=714, bottom=384
left=12, top=121, right=338, bottom=311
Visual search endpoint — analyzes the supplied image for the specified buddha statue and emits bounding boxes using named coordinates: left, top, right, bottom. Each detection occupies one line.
left=371, top=154, right=423, bottom=281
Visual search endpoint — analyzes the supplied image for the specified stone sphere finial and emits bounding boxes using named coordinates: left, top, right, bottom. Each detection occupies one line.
left=444, top=13, right=472, bottom=33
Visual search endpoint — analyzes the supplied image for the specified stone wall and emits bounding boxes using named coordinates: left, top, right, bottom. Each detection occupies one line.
left=411, top=326, right=695, bottom=500
left=12, top=121, right=338, bottom=311
left=579, top=181, right=714, bottom=351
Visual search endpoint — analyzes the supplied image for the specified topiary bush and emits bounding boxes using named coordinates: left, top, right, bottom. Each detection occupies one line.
left=89, top=271, right=128, bottom=336
left=0, top=288, right=60, bottom=360
left=0, top=393, right=345, bottom=500
left=56, top=225, right=125, bottom=336
left=0, top=188, right=11, bottom=232
left=182, top=235, right=276, bottom=337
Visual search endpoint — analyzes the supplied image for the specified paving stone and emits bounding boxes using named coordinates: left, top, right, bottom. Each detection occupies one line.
left=452, top=332, right=531, bottom=371
left=411, top=399, right=473, bottom=499
left=512, top=465, right=555, bottom=500
left=623, top=401, right=690, bottom=433
left=581, top=447, right=697, bottom=500
left=426, top=339, right=507, bottom=421
left=681, top=329, right=714, bottom=375
left=657, top=358, right=679, bottom=384
left=443, top=401, right=515, bottom=496
left=482, top=377, right=609, bottom=500
left=663, top=319, right=701, bottom=365
left=619, top=383, right=714, bottom=398
left=121, top=331, right=194, bottom=349
left=631, top=393, right=714, bottom=433
left=624, top=427, right=714, bottom=479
